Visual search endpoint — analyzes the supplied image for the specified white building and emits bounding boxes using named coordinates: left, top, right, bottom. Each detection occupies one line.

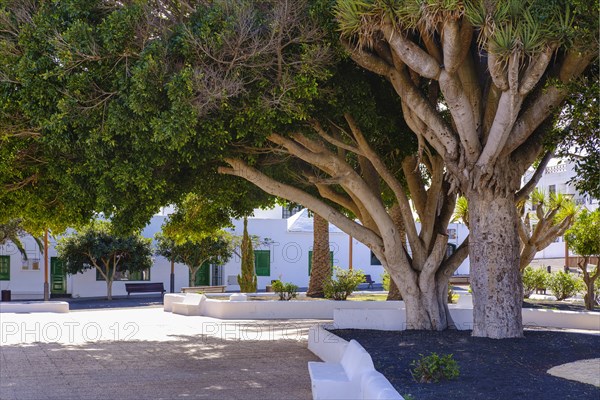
left=522, top=158, right=598, bottom=268
left=0, top=206, right=469, bottom=299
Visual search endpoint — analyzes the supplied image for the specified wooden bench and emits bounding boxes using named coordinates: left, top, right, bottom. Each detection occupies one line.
left=308, top=339, right=376, bottom=399
left=364, top=275, right=375, bottom=289
left=181, top=285, right=226, bottom=294
left=449, top=274, right=471, bottom=285
left=125, top=282, right=165, bottom=296
left=171, top=293, right=206, bottom=316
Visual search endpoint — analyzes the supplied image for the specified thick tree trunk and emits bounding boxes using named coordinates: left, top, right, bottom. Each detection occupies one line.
left=519, top=243, right=538, bottom=271
left=307, top=213, right=330, bottom=297
left=387, top=204, right=404, bottom=301
left=389, top=267, right=451, bottom=331
left=469, top=194, right=523, bottom=338
left=387, top=278, right=402, bottom=300
left=583, top=275, right=595, bottom=311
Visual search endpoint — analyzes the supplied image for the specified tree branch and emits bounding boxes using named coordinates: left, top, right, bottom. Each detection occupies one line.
left=218, top=158, right=384, bottom=252
left=382, top=20, right=441, bottom=80
left=515, top=150, right=553, bottom=202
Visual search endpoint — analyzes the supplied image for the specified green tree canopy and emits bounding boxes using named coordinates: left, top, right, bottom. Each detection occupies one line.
left=565, top=209, right=600, bottom=310
left=56, top=221, right=152, bottom=300
left=155, top=230, right=234, bottom=287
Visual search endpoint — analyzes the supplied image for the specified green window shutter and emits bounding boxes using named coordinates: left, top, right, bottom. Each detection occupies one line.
left=308, top=251, right=334, bottom=275
left=0, top=256, right=10, bottom=280
left=254, top=250, right=270, bottom=276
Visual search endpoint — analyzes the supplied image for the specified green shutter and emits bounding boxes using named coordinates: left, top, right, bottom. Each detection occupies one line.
left=308, top=251, right=334, bottom=275
left=254, top=250, right=270, bottom=276
left=0, top=256, right=10, bottom=280
left=193, top=262, right=210, bottom=286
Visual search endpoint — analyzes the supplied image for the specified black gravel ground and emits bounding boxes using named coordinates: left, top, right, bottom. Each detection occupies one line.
left=332, top=328, right=600, bottom=400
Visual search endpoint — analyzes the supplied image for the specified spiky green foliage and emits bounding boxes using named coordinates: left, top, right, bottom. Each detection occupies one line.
left=337, top=0, right=597, bottom=58
left=237, top=217, right=257, bottom=293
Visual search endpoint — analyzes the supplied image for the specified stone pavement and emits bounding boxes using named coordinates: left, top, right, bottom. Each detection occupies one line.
left=0, top=307, right=324, bottom=399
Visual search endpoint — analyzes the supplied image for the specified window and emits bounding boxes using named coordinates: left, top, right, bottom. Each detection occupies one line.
left=549, top=185, right=556, bottom=196
left=282, top=206, right=303, bottom=219
left=254, top=250, right=270, bottom=276
left=96, top=268, right=150, bottom=281
left=308, top=251, right=334, bottom=275
left=0, top=256, right=9, bottom=280
left=370, top=251, right=382, bottom=266
left=446, top=244, right=456, bottom=259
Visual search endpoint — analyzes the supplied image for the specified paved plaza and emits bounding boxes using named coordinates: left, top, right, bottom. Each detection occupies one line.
left=0, top=306, right=323, bottom=399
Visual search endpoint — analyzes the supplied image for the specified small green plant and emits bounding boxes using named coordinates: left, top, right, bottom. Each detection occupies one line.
left=410, top=352, right=460, bottom=383
left=448, top=287, right=459, bottom=304
left=402, top=395, right=415, bottom=400
left=382, top=271, right=390, bottom=291
left=522, top=266, right=549, bottom=298
left=271, top=280, right=298, bottom=301
left=547, top=271, right=583, bottom=301
left=323, top=267, right=365, bottom=300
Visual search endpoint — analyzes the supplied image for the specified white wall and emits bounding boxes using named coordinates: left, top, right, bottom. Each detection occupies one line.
left=0, top=238, right=47, bottom=299
left=0, top=216, right=191, bottom=299
left=221, top=217, right=470, bottom=291
left=1, top=212, right=470, bottom=298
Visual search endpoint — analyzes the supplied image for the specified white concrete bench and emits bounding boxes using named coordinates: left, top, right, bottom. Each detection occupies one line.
left=308, top=339, right=376, bottom=400
left=171, top=293, right=206, bottom=316
left=163, top=293, right=186, bottom=312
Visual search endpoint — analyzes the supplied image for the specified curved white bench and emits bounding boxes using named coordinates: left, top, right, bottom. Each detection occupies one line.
left=163, top=293, right=186, bottom=312
left=309, top=339, right=390, bottom=400
left=308, top=326, right=404, bottom=400
left=171, top=293, right=206, bottom=316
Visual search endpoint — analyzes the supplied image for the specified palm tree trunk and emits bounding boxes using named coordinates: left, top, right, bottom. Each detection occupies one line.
left=307, top=213, right=330, bottom=297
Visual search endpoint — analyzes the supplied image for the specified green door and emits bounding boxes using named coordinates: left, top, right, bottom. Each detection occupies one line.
left=193, top=262, right=210, bottom=286
left=50, top=257, right=66, bottom=294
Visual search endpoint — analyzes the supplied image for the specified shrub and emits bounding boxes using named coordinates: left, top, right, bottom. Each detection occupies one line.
left=522, top=266, right=549, bottom=298
left=410, top=352, right=460, bottom=383
left=323, top=267, right=365, bottom=300
left=382, top=271, right=390, bottom=291
left=448, top=287, right=458, bottom=304
left=271, top=280, right=298, bottom=301
left=547, top=271, right=583, bottom=301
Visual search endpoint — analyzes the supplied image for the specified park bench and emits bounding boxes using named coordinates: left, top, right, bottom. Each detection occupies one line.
left=308, top=339, right=376, bottom=400
left=449, top=274, right=471, bottom=285
left=181, top=285, right=227, bottom=294
left=364, top=275, right=375, bottom=289
left=125, top=282, right=165, bottom=296
left=171, top=293, right=206, bottom=316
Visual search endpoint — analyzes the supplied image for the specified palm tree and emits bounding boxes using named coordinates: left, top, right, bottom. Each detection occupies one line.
left=307, top=213, right=331, bottom=297
left=0, top=219, right=43, bottom=260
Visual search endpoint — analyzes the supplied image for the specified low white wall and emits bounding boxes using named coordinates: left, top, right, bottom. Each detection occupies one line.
left=202, top=299, right=403, bottom=320
left=333, top=305, right=599, bottom=332
left=522, top=308, right=600, bottom=331
left=334, top=308, right=405, bottom=331
left=0, top=301, right=69, bottom=313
